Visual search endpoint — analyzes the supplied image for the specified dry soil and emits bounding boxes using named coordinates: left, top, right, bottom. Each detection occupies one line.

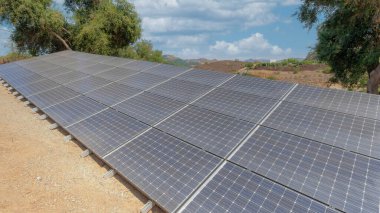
left=0, top=86, right=163, bottom=213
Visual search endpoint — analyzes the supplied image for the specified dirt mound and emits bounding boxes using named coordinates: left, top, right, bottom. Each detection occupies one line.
left=195, top=60, right=245, bottom=73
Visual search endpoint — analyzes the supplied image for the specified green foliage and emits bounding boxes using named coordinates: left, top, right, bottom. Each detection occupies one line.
left=245, top=62, right=254, bottom=69
left=297, top=0, right=380, bottom=87
left=73, top=0, right=141, bottom=55
left=0, top=0, right=164, bottom=62
left=118, top=40, right=164, bottom=63
left=0, top=0, right=68, bottom=55
left=0, top=52, right=31, bottom=63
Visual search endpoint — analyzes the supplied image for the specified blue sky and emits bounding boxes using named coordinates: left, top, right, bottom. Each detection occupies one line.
left=0, top=0, right=317, bottom=60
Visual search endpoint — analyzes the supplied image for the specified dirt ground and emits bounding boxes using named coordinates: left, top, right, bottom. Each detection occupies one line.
left=246, top=69, right=338, bottom=88
left=0, top=86, right=163, bottom=213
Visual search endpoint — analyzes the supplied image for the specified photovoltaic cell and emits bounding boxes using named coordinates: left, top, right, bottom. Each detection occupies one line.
left=231, top=126, right=380, bottom=213
left=15, top=79, right=60, bottom=97
left=63, top=60, right=97, bottom=71
left=21, top=60, right=58, bottom=73
left=193, top=88, right=279, bottom=123
left=50, top=71, right=89, bottom=84
left=42, top=95, right=108, bottom=127
left=149, top=79, right=213, bottom=103
left=67, top=109, right=149, bottom=157
left=286, top=84, right=380, bottom=120
left=183, top=162, right=336, bottom=213
left=5, top=73, right=45, bottom=89
left=157, top=106, right=255, bottom=158
left=118, top=72, right=168, bottom=90
left=120, top=60, right=158, bottom=71
left=94, top=67, right=142, bottom=81
left=85, top=83, right=142, bottom=106
left=100, top=57, right=133, bottom=66
left=104, top=128, right=222, bottom=212
left=79, top=63, right=114, bottom=74
left=263, top=101, right=380, bottom=159
left=27, top=86, right=80, bottom=109
left=39, top=66, right=73, bottom=78
left=175, top=69, right=233, bottom=86
left=221, top=75, right=294, bottom=99
left=143, top=64, right=189, bottom=77
left=43, top=56, right=78, bottom=66
left=65, top=76, right=112, bottom=93
left=0, top=66, right=35, bottom=81
left=114, top=92, right=186, bottom=125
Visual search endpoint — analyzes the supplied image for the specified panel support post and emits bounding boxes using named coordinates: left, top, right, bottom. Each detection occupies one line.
left=140, top=200, right=155, bottom=213
left=7, top=87, right=13, bottom=91
left=103, top=169, right=116, bottom=179
left=63, top=135, right=73, bottom=142
left=12, top=91, right=19, bottom=96
left=49, top=123, right=59, bottom=130
left=0, top=80, right=4, bottom=84
left=39, top=114, right=48, bottom=120
left=31, top=107, right=39, bottom=113
left=17, top=96, right=24, bottom=100
left=4, top=83, right=9, bottom=87
left=24, top=101, right=30, bottom=106
left=80, top=149, right=91, bottom=158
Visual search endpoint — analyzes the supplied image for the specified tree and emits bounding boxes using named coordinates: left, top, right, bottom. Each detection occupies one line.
left=0, top=0, right=164, bottom=63
left=297, top=0, right=380, bottom=94
left=118, top=40, right=165, bottom=63
left=0, top=0, right=71, bottom=55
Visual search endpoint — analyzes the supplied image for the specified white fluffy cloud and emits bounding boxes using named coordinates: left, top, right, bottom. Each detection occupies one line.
left=209, top=33, right=291, bottom=59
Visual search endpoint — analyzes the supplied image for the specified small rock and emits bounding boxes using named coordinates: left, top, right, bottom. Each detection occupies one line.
left=36, top=176, right=42, bottom=181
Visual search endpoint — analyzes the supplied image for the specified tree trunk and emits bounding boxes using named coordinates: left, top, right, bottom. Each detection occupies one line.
left=51, top=32, right=72, bottom=50
left=367, top=64, right=380, bottom=94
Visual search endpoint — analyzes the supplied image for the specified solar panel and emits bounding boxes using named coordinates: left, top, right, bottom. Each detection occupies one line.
left=221, top=75, right=294, bottom=99
left=38, top=66, right=73, bottom=78
left=27, top=86, right=80, bottom=109
left=49, top=71, right=89, bottom=84
left=193, top=88, right=279, bottom=123
left=118, top=72, right=168, bottom=90
left=100, top=57, right=133, bottom=66
left=230, top=126, right=380, bottom=213
left=120, top=60, right=158, bottom=71
left=43, top=56, right=78, bottom=66
left=104, top=128, right=222, bottom=212
left=0, top=63, right=19, bottom=75
left=157, top=106, right=255, bottom=158
left=63, top=60, right=97, bottom=71
left=42, top=95, right=108, bottom=127
left=182, top=162, right=336, bottom=213
left=67, top=108, right=149, bottom=157
left=4, top=73, right=45, bottom=89
left=175, top=69, right=233, bottom=86
left=114, top=92, right=186, bottom=125
left=65, top=76, right=112, bottom=93
left=143, top=64, right=189, bottom=77
left=286, top=84, right=380, bottom=120
left=263, top=101, right=380, bottom=159
left=85, top=83, right=142, bottom=106
left=79, top=63, right=114, bottom=74
left=94, top=67, right=142, bottom=81
left=148, top=79, right=213, bottom=103
left=0, top=66, right=35, bottom=81
left=21, top=60, right=58, bottom=73
left=15, top=79, right=60, bottom=97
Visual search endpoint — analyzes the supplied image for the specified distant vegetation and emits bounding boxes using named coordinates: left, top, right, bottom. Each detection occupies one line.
left=0, top=52, right=31, bottom=64
left=0, top=0, right=164, bottom=63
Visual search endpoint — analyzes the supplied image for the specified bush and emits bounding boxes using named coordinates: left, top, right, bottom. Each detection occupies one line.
left=0, top=52, right=31, bottom=64
left=245, top=62, right=254, bottom=69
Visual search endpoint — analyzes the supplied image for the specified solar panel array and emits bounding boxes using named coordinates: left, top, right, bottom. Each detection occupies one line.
left=0, top=50, right=379, bottom=213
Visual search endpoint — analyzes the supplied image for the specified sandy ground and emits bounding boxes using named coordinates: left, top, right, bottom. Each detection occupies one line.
left=0, top=86, right=163, bottom=212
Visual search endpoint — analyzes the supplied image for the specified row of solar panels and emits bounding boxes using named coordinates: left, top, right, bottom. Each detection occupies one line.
left=0, top=51, right=378, bottom=213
